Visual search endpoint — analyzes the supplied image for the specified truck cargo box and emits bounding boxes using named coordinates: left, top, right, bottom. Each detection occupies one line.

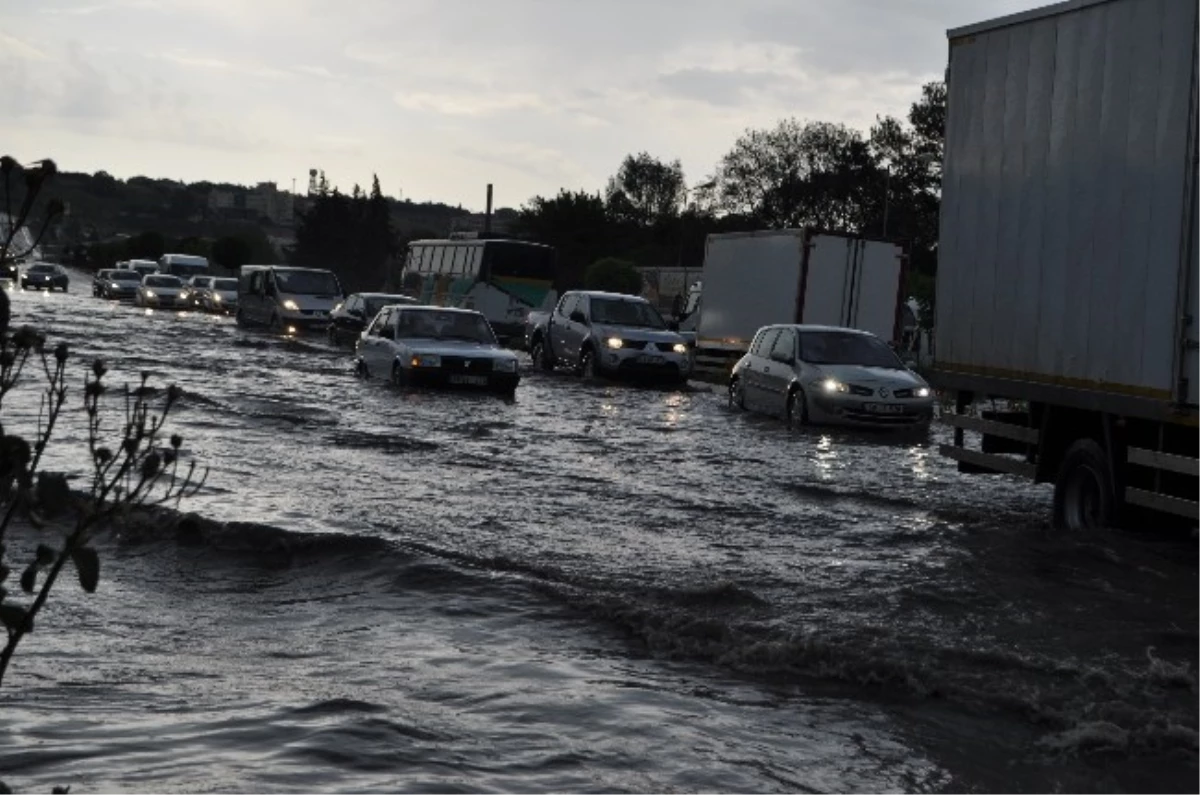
left=695, top=230, right=906, bottom=359
left=933, top=0, right=1198, bottom=419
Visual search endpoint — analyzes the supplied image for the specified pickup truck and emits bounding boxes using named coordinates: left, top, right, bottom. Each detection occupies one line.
left=524, top=290, right=693, bottom=384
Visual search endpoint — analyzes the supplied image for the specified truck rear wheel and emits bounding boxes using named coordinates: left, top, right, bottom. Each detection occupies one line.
left=1052, top=438, right=1116, bottom=531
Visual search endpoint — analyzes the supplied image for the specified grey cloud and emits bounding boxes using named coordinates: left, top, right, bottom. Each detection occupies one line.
left=657, top=68, right=791, bottom=107
left=738, top=0, right=1030, bottom=76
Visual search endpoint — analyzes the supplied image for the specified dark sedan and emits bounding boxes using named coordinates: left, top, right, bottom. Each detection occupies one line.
left=21, top=263, right=69, bottom=292
left=328, top=292, right=419, bottom=346
left=95, top=269, right=143, bottom=300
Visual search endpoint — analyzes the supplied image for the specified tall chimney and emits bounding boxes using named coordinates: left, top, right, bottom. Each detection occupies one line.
left=484, top=183, right=493, bottom=237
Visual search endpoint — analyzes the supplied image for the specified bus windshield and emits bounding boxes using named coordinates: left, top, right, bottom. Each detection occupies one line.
left=482, top=241, right=555, bottom=281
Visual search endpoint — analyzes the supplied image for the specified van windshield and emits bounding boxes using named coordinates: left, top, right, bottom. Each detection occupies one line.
left=214, top=278, right=238, bottom=290
left=590, top=298, right=667, bottom=329
left=275, top=270, right=341, bottom=296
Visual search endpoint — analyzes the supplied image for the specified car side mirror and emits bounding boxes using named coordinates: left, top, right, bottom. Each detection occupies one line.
left=769, top=350, right=792, bottom=364
left=380, top=327, right=395, bottom=340
left=569, top=310, right=587, bottom=324
left=666, top=320, right=680, bottom=331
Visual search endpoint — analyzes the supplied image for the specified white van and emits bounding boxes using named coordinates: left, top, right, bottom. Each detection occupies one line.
left=236, top=264, right=344, bottom=332
left=118, top=259, right=160, bottom=278
left=159, top=253, right=209, bottom=280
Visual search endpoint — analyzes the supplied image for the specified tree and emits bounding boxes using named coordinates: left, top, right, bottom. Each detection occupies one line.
left=1, top=157, right=65, bottom=268
left=605, top=153, right=686, bottom=226
left=584, top=257, right=642, bottom=296
left=126, top=230, right=166, bottom=261
left=211, top=235, right=253, bottom=270
left=710, top=119, right=877, bottom=230
left=511, top=190, right=613, bottom=289
left=291, top=174, right=397, bottom=292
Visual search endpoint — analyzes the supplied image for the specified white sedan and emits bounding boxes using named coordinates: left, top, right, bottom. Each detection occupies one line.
left=135, top=274, right=186, bottom=308
left=356, top=305, right=521, bottom=398
left=729, top=324, right=935, bottom=430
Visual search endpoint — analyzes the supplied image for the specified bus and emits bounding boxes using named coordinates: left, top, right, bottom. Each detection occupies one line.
left=400, top=238, right=556, bottom=346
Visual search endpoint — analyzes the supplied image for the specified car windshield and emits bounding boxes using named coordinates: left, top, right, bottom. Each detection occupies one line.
left=29, top=265, right=55, bottom=274
left=112, top=271, right=142, bottom=281
left=275, top=269, right=341, bottom=296
left=214, top=278, right=237, bottom=290
left=395, top=310, right=496, bottom=344
left=191, top=277, right=213, bottom=288
left=798, top=331, right=904, bottom=369
left=590, top=297, right=666, bottom=329
left=145, top=276, right=182, bottom=288
left=365, top=295, right=414, bottom=317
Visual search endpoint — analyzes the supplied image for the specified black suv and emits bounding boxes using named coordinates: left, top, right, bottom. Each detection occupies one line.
left=21, top=263, right=69, bottom=292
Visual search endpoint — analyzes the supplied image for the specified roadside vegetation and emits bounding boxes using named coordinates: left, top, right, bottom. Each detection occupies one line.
left=0, top=157, right=207, bottom=795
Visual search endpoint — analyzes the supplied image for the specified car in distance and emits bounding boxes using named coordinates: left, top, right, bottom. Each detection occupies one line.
left=135, top=274, right=187, bottom=309
left=526, top=290, right=692, bottom=385
left=98, top=269, right=143, bottom=300
left=21, top=263, right=69, bottom=292
left=729, top=324, right=935, bottom=430
left=180, top=275, right=215, bottom=309
left=200, top=277, right=239, bottom=314
left=328, top=292, right=419, bottom=346
left=355, top=305, right=520, bottom=398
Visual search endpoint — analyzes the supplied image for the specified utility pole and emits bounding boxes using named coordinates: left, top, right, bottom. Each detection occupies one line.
left=484, top=183, right=493, bottom=237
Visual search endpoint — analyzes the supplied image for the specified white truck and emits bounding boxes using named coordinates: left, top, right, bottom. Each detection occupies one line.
left=690, top=230, right=907, bottom=379
left=932, top=0, right=1198, bottom=529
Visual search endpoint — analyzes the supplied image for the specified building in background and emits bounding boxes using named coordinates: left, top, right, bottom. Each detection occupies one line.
left=207, top=183, right=295, bottom=226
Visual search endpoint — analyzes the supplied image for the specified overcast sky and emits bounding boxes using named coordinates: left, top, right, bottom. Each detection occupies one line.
left=3, top=0, right=1033, bottom=210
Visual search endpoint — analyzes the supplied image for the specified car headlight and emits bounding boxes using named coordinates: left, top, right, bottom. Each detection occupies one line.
left=605, top=337, right=623, bottom=349
left=411, top=354, right=441, bottom=368
left=213, top=294, right=222, bottom=302
left=109, top=282, right=119, bottom=288
left=282, top=299, right=300, bottom=311
left=822, top=378, right=848, bottom=394
left=916, top=387, right=931, bottom=398
left=493, top=358, right=517, bottom=373
left=144, top=290, right=156, bottom=298
left=672, top=343, right=687, bottom=354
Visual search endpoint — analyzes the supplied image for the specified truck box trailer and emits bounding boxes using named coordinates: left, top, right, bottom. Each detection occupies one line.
left=932, top=0, right=1198, bottom=527
left=691, top=230, right=907, bottom=379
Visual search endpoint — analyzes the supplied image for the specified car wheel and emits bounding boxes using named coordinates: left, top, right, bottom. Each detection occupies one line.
left=328, top=326, right=339, bottom=345
left=1052, top=439, right=1115, bottom=531
left=530, top=338, right=551, bottom=371
left=786, top=387, right=809, bottom=428
left=391, top=362, right=408, bottom=387
left=580, top=346, right=600, bottom=380
left=728, top=376, right=746, bottom=410
left=355, top=359, right=369, bottom=379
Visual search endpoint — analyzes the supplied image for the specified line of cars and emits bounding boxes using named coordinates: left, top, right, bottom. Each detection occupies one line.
left=84, top=257, right=936, bottom=431
left=92, top=269, right=239, bottom=313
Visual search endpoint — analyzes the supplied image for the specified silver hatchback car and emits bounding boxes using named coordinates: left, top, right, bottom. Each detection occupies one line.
left=729, top=324, right=935, bottom=430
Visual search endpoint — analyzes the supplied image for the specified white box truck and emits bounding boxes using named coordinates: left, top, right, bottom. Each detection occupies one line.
left=690, top=230, right=907, bottom=378
left=933, top=0, right=1198, bottom=529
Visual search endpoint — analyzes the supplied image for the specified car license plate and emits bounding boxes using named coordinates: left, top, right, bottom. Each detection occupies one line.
left=449, top=374, right=488, bottom=386
left=637, top=354, right=664, bottom=364
left=864, top=403, right=905, bottom=414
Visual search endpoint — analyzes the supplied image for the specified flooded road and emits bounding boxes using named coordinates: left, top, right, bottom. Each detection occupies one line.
left=0, top=271, right=1196, bottom=793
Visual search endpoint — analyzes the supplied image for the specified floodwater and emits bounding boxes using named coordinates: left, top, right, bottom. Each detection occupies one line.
left=0, top=269, right=1195, bottom=794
